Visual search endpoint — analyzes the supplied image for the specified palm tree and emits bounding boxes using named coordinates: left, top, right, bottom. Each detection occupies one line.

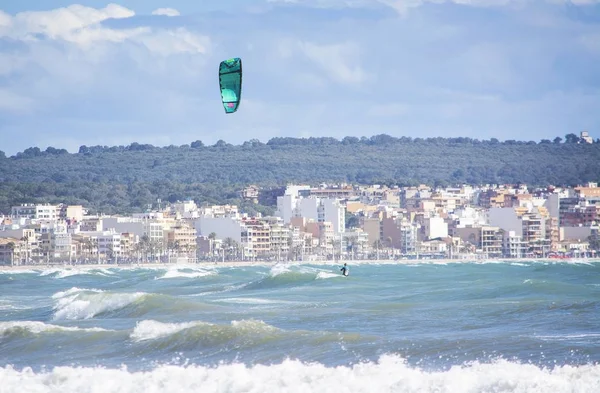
left=6, top=241, right=15, bottom=267
left=208, top=232, right=217, bottom=258
left=223, top=237, right=237, bottom=261
left=20, top=235, right=29, bottom=265
left=140, top=235, right=150, bottom=262
left=373, top=239, right=383, bottom=260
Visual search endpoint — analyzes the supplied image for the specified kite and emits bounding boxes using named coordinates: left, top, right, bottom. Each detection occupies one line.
left=218, top=57, right=242, bottom=114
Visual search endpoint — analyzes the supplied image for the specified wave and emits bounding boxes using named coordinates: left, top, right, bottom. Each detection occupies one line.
left=316, top=271, right=341, bottom=280
left=51, top=287, right=147, bottom=320
left=1, top=354, right=599, bottom=393
left=130, top=319, right=211, bottom=342
left=39, top=268, right=116, bottom=278
left=156, top=267, right=216, bottom=280
left=533, top=333, right=600, bottom=343
left=127, top=318, right=361, bottom=355
left=242, top=265, right=341, bottom=290
left=0, top=269, right=41, bottom=275
left=0, top=321, right=111, bottom=337
left=50, top=287, right=217, bottom=321
left=129, top=318, right=283, bottom=348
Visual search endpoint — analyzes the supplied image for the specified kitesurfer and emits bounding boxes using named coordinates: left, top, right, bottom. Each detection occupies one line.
left=340, top=263, right=349, bottom=276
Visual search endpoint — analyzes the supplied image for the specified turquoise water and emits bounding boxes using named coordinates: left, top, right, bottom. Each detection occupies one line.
left=1, top=260, right=599, bottom=392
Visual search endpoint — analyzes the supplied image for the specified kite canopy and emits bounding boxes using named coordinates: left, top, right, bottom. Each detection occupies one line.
left=218, top=57, right=242, bottom=114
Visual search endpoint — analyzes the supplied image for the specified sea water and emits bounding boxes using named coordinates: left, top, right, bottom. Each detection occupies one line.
left=1, top=260, right=599, bottom=392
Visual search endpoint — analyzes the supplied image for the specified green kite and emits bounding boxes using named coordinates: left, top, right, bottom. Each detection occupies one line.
left=218, top=57, right=242, bottom=114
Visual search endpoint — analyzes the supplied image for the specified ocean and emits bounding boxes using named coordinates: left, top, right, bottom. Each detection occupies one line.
left=1, top=260, right=599, bottom=392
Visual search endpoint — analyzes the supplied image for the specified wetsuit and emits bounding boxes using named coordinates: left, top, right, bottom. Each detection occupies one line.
left=340, top=265, right=349, bottom=276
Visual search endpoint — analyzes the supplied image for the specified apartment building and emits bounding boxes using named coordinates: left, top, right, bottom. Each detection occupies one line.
left=241, top=218, right=270, bottom=258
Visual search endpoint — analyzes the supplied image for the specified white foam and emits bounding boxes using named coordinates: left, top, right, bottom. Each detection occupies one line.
left=316, top=271, right=340, bottom=280
left=37, top=268, right=114, bottom=278
left=0, top=321, right=110, bottom=335
left=0, top=355, right=599, bottom=393
left=269, top=264, right=291, bottom=277
left=39, top=269, right=62, bottom=276
left=157, top=268, right=215, bottom=280
left=0, top=269, right=40, bottom=275
left=230, top=319, right=279, bottom=333
left=534, top=333, right=600, bottom=341
left=51, top=287, right=146, bottom=320
left=130, top=320, right=209, bottom=342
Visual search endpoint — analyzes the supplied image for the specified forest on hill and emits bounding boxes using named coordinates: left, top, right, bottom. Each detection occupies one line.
left=0, top=133, right=599, bottom=215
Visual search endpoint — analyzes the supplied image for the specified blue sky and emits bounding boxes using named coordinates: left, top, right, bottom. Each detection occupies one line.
left=0, top=1, right=599, bottom=155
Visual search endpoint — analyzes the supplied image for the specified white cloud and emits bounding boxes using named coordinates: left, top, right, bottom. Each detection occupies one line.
left=138, top=28, right=210, bottom=55
left=0, top=4, right=209, bottom=54
left=151, top=8, right=181, bottom=17
left=0, top=89, right=34, bottom=114
left=0, top=10, right=11, bottom=27
left=0, top=4, right=134, bottom=41
left=297, top=41, right=368, bottom=85
left=0, top=3, right=211, bottom=126
left=268, top=0, right=600, bottom=15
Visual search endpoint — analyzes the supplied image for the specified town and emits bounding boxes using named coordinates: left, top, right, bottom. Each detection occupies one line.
left=0, top=181, right=599, bottom=266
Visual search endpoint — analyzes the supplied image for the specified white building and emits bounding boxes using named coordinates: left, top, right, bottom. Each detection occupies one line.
left=277, top=195, right=345, bottom=234
left=82, top=230, right=122, bottom=257
left=102, top=217, right=145, bottom=237
left=276, top=185, right=312, bottom=224
left=487, top=207, right=523, bottom=237
left=11, top=204, right=58, bottom=220
left=171, top=200, right=200, bottom=219
left=452, top=206, right=487, bottom=227
left=194, top=217, right=242, bottom=243
left=320, top=199, right=346, bottom=234
left=422, top=216, right=448, bottom=240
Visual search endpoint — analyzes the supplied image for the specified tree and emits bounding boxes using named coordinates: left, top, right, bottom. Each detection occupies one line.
left=342, top=136, right=360, bottom=145
left=190, top=140, right=204, bottom=149
left=345, top=212, right=360, bottom=229
left=565, top=133, right=579, bottom=144
left=553, top=137, right=562, bottom=144
left=589, top=234, right=600, bottom=251
left=6, top=241, right=16, bottom=266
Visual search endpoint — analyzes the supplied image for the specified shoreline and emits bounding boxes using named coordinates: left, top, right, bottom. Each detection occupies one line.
left=1, top=257, right=598, bottom=272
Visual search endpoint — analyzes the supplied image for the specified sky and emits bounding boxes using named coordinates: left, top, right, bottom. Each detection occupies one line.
left=0, top=1, right=599, bottom=155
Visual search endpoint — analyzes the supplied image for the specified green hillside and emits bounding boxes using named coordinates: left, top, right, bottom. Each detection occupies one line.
left=0, top=134, right=598, bottom=214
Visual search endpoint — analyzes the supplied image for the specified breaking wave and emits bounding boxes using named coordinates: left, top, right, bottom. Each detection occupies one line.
left=1, top=354, right=598, bottom=393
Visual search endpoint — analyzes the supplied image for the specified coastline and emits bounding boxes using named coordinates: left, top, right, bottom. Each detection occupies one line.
left=1, top=257, right=598, bottom=272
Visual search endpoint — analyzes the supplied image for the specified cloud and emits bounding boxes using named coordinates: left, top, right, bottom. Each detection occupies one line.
left=297, top=41, right=368, bottom=85
left=0, top=4, right=208, bottom=53
left=267, top=0, right=600, bottom=15
left=0, top=4, right=135, bottom=42
left=151, top=8, right=181, bottom=17
left=0, top=3, right=213, bottom=153
left=0, top=89, right=34, bottom=114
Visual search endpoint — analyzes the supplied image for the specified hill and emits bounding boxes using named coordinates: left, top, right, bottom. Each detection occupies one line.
left=0, top=134, right=599, bottom=214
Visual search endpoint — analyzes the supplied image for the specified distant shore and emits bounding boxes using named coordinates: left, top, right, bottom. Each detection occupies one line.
left=1, top=257, right=598, bottom=272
